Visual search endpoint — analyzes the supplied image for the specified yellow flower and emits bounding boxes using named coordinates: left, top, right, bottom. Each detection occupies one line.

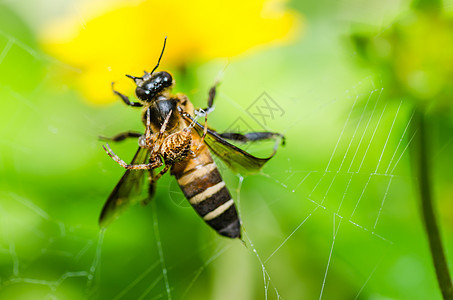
left=42, top=0, right=302, bottom=104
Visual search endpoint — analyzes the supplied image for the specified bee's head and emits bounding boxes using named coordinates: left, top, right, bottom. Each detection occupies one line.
left=127, top=71, right=174, bottom=101
left=125, top=37, right=171, bottom=102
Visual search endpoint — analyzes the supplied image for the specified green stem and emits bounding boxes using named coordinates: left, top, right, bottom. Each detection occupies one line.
left=414, top=110, right=453, bottom=300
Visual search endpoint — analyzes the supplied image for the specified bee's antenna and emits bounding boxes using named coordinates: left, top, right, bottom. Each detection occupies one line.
left=126, top=74, right=140, bottom=80
left=125, top=74, right=143, bottom=84
left=150, top=36, right=167, bottom=75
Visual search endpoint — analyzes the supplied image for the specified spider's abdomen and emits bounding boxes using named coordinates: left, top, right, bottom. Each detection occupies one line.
left=161, top=129, right=192, bottom=164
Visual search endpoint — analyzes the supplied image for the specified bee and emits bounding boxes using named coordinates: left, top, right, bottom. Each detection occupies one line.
left=99, top=38, right=284, bottom=238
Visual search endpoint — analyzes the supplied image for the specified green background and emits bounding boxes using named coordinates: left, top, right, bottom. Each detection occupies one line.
left=1, top=0, right=453, bottom=299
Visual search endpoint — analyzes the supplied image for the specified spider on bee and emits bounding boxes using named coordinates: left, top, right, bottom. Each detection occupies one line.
left=100, top=37, right=284, bottom=239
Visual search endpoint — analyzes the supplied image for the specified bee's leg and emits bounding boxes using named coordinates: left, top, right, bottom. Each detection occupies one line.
left=196, top=81, right=219, bottom=116
left=142, top=169, right=156, bottom=205
left=99, top=131, right=142, bottom=142
left=206, top=82, right=218, bottom=111
left=219, top=132, right=286, bottom=146
left=103, top=143, right=163, bottom=169
left=112, top=82, right=143, bottom=107
left=197, top=81, right=221, bottom=147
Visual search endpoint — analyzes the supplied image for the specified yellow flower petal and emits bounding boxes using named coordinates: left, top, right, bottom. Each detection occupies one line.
left=42, top=0, right=302, bottom=104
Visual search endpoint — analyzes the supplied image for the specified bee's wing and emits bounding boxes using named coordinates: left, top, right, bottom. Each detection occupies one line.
left=185, top=116, right=282, bottom=175
left=99, top=147, right=150, bottom=228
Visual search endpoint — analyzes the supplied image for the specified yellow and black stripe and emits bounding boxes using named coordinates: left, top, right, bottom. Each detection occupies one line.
left=171, top=145, right=241, bottom=238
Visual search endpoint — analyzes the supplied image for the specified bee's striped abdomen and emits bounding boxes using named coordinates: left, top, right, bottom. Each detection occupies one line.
left=172, top=146, right=241, bottom=238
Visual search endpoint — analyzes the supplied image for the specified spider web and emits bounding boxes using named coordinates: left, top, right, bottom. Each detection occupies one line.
left=0, top=3, right=444, bottom=300
left=218, top=78, right=416, bottom=300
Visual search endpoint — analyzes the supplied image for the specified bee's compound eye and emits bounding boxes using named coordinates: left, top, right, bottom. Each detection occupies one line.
left=161, top=72, right=173, bottom=87
left=136, top=87, right=150, bottom=100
